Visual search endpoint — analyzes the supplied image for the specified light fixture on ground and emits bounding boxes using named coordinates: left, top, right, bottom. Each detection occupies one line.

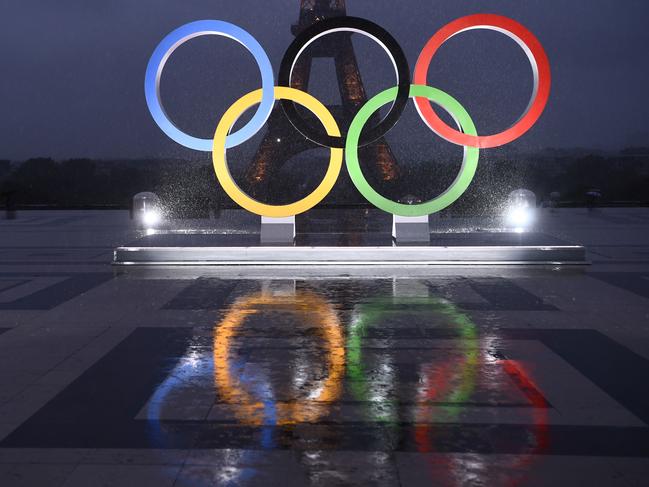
left=505, top=189, right=537, bottom=232
left=133, top=192, right=163, bottom=230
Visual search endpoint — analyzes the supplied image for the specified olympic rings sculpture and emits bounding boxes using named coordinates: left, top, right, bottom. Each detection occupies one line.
left=145, top=14, right=551, bottom=218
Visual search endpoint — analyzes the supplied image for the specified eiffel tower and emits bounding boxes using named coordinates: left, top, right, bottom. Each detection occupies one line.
left=245, top=0, right=400, bottom=207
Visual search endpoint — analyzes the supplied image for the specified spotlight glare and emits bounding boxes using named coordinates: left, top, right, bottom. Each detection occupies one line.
left=508, top=207, right=531, bottom=227
left=143, top=210, right=161, bottom=227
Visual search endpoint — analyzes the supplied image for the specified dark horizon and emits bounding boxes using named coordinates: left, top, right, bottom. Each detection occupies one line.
left=4, top=143, right=649, bottom=165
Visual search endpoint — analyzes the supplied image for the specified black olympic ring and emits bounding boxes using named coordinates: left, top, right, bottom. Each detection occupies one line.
left=278, top=16, right=411, bottom=149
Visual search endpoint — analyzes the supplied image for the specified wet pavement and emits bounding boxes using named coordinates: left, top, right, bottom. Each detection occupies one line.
left=0, top=209, right=648, bottom=485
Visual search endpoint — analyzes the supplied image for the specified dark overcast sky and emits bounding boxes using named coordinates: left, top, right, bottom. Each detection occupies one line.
left=1, top=0, right=649, bottom=160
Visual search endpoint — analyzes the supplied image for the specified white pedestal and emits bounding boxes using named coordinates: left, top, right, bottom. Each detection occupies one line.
left=261, top=216, right=295, bottom=245
left=392, top=215, right=430, bottom=244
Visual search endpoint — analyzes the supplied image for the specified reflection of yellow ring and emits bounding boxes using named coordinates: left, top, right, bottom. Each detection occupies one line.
left=213, top=291, right=345, bottom=425
left=212, top=87, right=343, bottom=218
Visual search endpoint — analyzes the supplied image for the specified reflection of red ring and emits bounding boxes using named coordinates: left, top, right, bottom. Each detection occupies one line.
left=414, top=358, right=549, bottom=487
left=413, top=14, right=551, bottom=149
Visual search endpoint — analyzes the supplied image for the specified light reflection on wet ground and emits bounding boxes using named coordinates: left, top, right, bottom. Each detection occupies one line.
left=3, top=209, right=649, bottom=485
left=143, top=278, right=550, bottom=485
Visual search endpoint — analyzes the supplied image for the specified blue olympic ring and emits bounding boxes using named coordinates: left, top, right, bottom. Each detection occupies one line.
left=144, top=20, right=275, bottom=152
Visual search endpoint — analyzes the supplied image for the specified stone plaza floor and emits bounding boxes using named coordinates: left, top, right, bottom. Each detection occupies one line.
left=0, top=208, right=648, bottom=486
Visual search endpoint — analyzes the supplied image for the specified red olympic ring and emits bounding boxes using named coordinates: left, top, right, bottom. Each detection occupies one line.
left=413, top=14, right=551, bottom=149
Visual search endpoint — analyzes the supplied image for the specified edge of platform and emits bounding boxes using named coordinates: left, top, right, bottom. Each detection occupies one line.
left=112, top=245, right=589, bottom=266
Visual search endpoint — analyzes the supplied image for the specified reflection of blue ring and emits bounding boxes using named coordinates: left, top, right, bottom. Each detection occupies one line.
left=145, top=20, right=274, bottom=151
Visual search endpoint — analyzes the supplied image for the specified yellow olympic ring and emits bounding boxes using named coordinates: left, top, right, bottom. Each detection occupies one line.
left=213, top=291, right=345, bottom=425
left=212, top=87, right=343, bottom=218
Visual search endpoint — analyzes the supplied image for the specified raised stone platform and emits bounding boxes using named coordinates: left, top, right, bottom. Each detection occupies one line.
left=113, top=232, right=587, bottom=266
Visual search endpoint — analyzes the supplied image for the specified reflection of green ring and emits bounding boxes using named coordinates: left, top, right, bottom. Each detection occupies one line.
left=347, top=296, right=479, bottom=424
left=347, top=301, right=400, bottom=424
left=345, top=84, right=480, bottom=217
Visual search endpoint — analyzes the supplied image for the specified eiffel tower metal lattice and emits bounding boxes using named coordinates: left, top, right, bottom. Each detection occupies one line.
left=245, top=0, right=400, bottom=202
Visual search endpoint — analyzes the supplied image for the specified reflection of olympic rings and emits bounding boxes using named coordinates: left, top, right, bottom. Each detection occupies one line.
left=213, top=291, right=345, bottom=425
left=413, top=14, right=552, bottom=149
left=414, top=351, right=549, bottom=487
left=145, top=20, right=275, bottom=152
left=347, top=296, right=479, bottom=425
left=278, top=16, right=410, bottom=149
left=213, top=87, right=343, bottom=218
left=146, top=14, right=550, bottom=217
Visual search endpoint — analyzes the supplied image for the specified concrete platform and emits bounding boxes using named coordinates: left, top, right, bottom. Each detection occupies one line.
left=112, top=244, right=587, bottom=266
left=113, top=232, right=587, bottom=265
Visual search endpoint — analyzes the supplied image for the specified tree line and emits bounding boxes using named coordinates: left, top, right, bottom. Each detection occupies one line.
left=1, top=150, right=648, bottom=214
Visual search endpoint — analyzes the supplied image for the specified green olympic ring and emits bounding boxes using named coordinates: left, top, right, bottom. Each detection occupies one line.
left=346, top=84, right=480, bottom=217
